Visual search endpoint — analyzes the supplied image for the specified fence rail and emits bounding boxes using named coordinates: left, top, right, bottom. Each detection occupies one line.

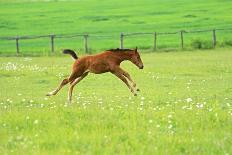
left=0, top=28, right=232, bottom=54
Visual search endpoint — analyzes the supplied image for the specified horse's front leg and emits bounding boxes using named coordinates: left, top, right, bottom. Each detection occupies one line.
left=112, top=71, right=137, bottom=96
left=117, top=67, right=139, bottom=92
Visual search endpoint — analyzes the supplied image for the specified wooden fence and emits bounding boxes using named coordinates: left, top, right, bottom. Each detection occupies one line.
left=0, top=28, right=231, bottom=54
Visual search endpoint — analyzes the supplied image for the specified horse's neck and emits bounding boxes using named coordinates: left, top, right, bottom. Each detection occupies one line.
left=115, top=52, right=132, bottom=62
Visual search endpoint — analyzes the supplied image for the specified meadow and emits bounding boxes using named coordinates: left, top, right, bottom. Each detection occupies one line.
left=0, top=49, right=232, bottom=154
left=0, top=0, right=232, bottom=154
left=1, top=0, right=232, bottom=53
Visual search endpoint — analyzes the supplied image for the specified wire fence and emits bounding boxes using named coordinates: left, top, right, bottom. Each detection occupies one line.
left=0, top=28, right=232, bottom=54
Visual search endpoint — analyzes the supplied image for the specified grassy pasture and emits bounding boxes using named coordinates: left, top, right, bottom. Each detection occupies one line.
left=0, top=0, right=232, bottom=154
left=0, top=49, right=232, bottom=154
left=0, top=0, right=232, bottom=53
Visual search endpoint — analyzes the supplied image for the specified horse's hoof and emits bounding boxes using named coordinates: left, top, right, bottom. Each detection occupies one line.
left=46, top=93, right=52, bottom=96
left=67, top=98, right=72, bottom=104
left=136, top=88, right=140, bottom=92
left=134, top=93, right=138, bottom=96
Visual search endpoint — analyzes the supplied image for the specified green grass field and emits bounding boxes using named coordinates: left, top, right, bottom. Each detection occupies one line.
left=1, top=0, right=232, bottom=53
left=0, top=49, right=232, bottom=154
left=0, top=0, right=232, bottom=154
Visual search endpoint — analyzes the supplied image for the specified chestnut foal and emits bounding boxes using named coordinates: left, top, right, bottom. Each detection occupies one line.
left=47, top=47, right=144, bottom=102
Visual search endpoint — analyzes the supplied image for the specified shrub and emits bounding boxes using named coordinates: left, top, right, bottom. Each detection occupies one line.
left=223, top=40, right=232, bottom=46
left=191, top=39, right=212, bottom=49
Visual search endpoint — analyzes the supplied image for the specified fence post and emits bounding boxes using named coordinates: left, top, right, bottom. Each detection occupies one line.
left=120, top=33, right=124, bottom=49
left=51, top=35, right=55, bottom=53
left=212, top=29, right=216, bottom=48
left=180, top=30, right=184, bottom=49
left=16, top=37, right=19, bottom=54
left=154, top=32, right=157, bottom=50
left=84, top=34, right=89, bottom=53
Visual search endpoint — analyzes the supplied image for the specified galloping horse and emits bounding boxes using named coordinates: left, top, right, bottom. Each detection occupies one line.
left=47, top=47, right=144, bottom=102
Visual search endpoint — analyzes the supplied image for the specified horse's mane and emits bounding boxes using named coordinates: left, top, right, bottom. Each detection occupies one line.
left=107, top=48, right=134, bottom=52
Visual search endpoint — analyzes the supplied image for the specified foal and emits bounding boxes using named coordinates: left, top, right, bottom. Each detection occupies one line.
left=47, top=47, right=144, bottom=102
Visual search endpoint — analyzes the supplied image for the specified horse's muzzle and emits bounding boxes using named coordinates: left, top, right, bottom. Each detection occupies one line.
left=139, top=65, right=144, bottom=69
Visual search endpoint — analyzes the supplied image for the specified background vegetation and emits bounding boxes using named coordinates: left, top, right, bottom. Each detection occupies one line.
left=0, top=0, right=232, bottom=54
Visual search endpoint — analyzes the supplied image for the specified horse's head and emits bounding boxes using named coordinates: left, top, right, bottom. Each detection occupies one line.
left=130, top=47, right=144, bottom=69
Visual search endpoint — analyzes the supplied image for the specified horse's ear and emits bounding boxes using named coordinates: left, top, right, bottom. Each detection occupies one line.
left=135, top=47, right=138, bottom=52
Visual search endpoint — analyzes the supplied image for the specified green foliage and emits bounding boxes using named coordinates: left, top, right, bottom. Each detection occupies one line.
left=0, top=0, right=232, bottom=53
left=219, top=40, right=232, bottom=47
left=191, top=39, right=212, bottom=49
left=0, top=49, right=232, bottom=154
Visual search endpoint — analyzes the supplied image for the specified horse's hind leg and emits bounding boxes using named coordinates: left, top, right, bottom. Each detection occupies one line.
left=68, top=72, right=89, bottom=103
left=47, top=78, right=69, bottom=96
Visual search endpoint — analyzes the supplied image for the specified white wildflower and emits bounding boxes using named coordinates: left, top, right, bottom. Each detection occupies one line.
left=33, top=120, right=39, bottom=125
left=168, top=124, right=173, bottom=129
left=186, top=98, right=192, bottom=103
left=196, top=103, right=204, bottom=108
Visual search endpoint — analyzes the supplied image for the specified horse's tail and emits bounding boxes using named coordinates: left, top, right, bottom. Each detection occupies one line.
left=63, top=49, right=78, bottom=60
